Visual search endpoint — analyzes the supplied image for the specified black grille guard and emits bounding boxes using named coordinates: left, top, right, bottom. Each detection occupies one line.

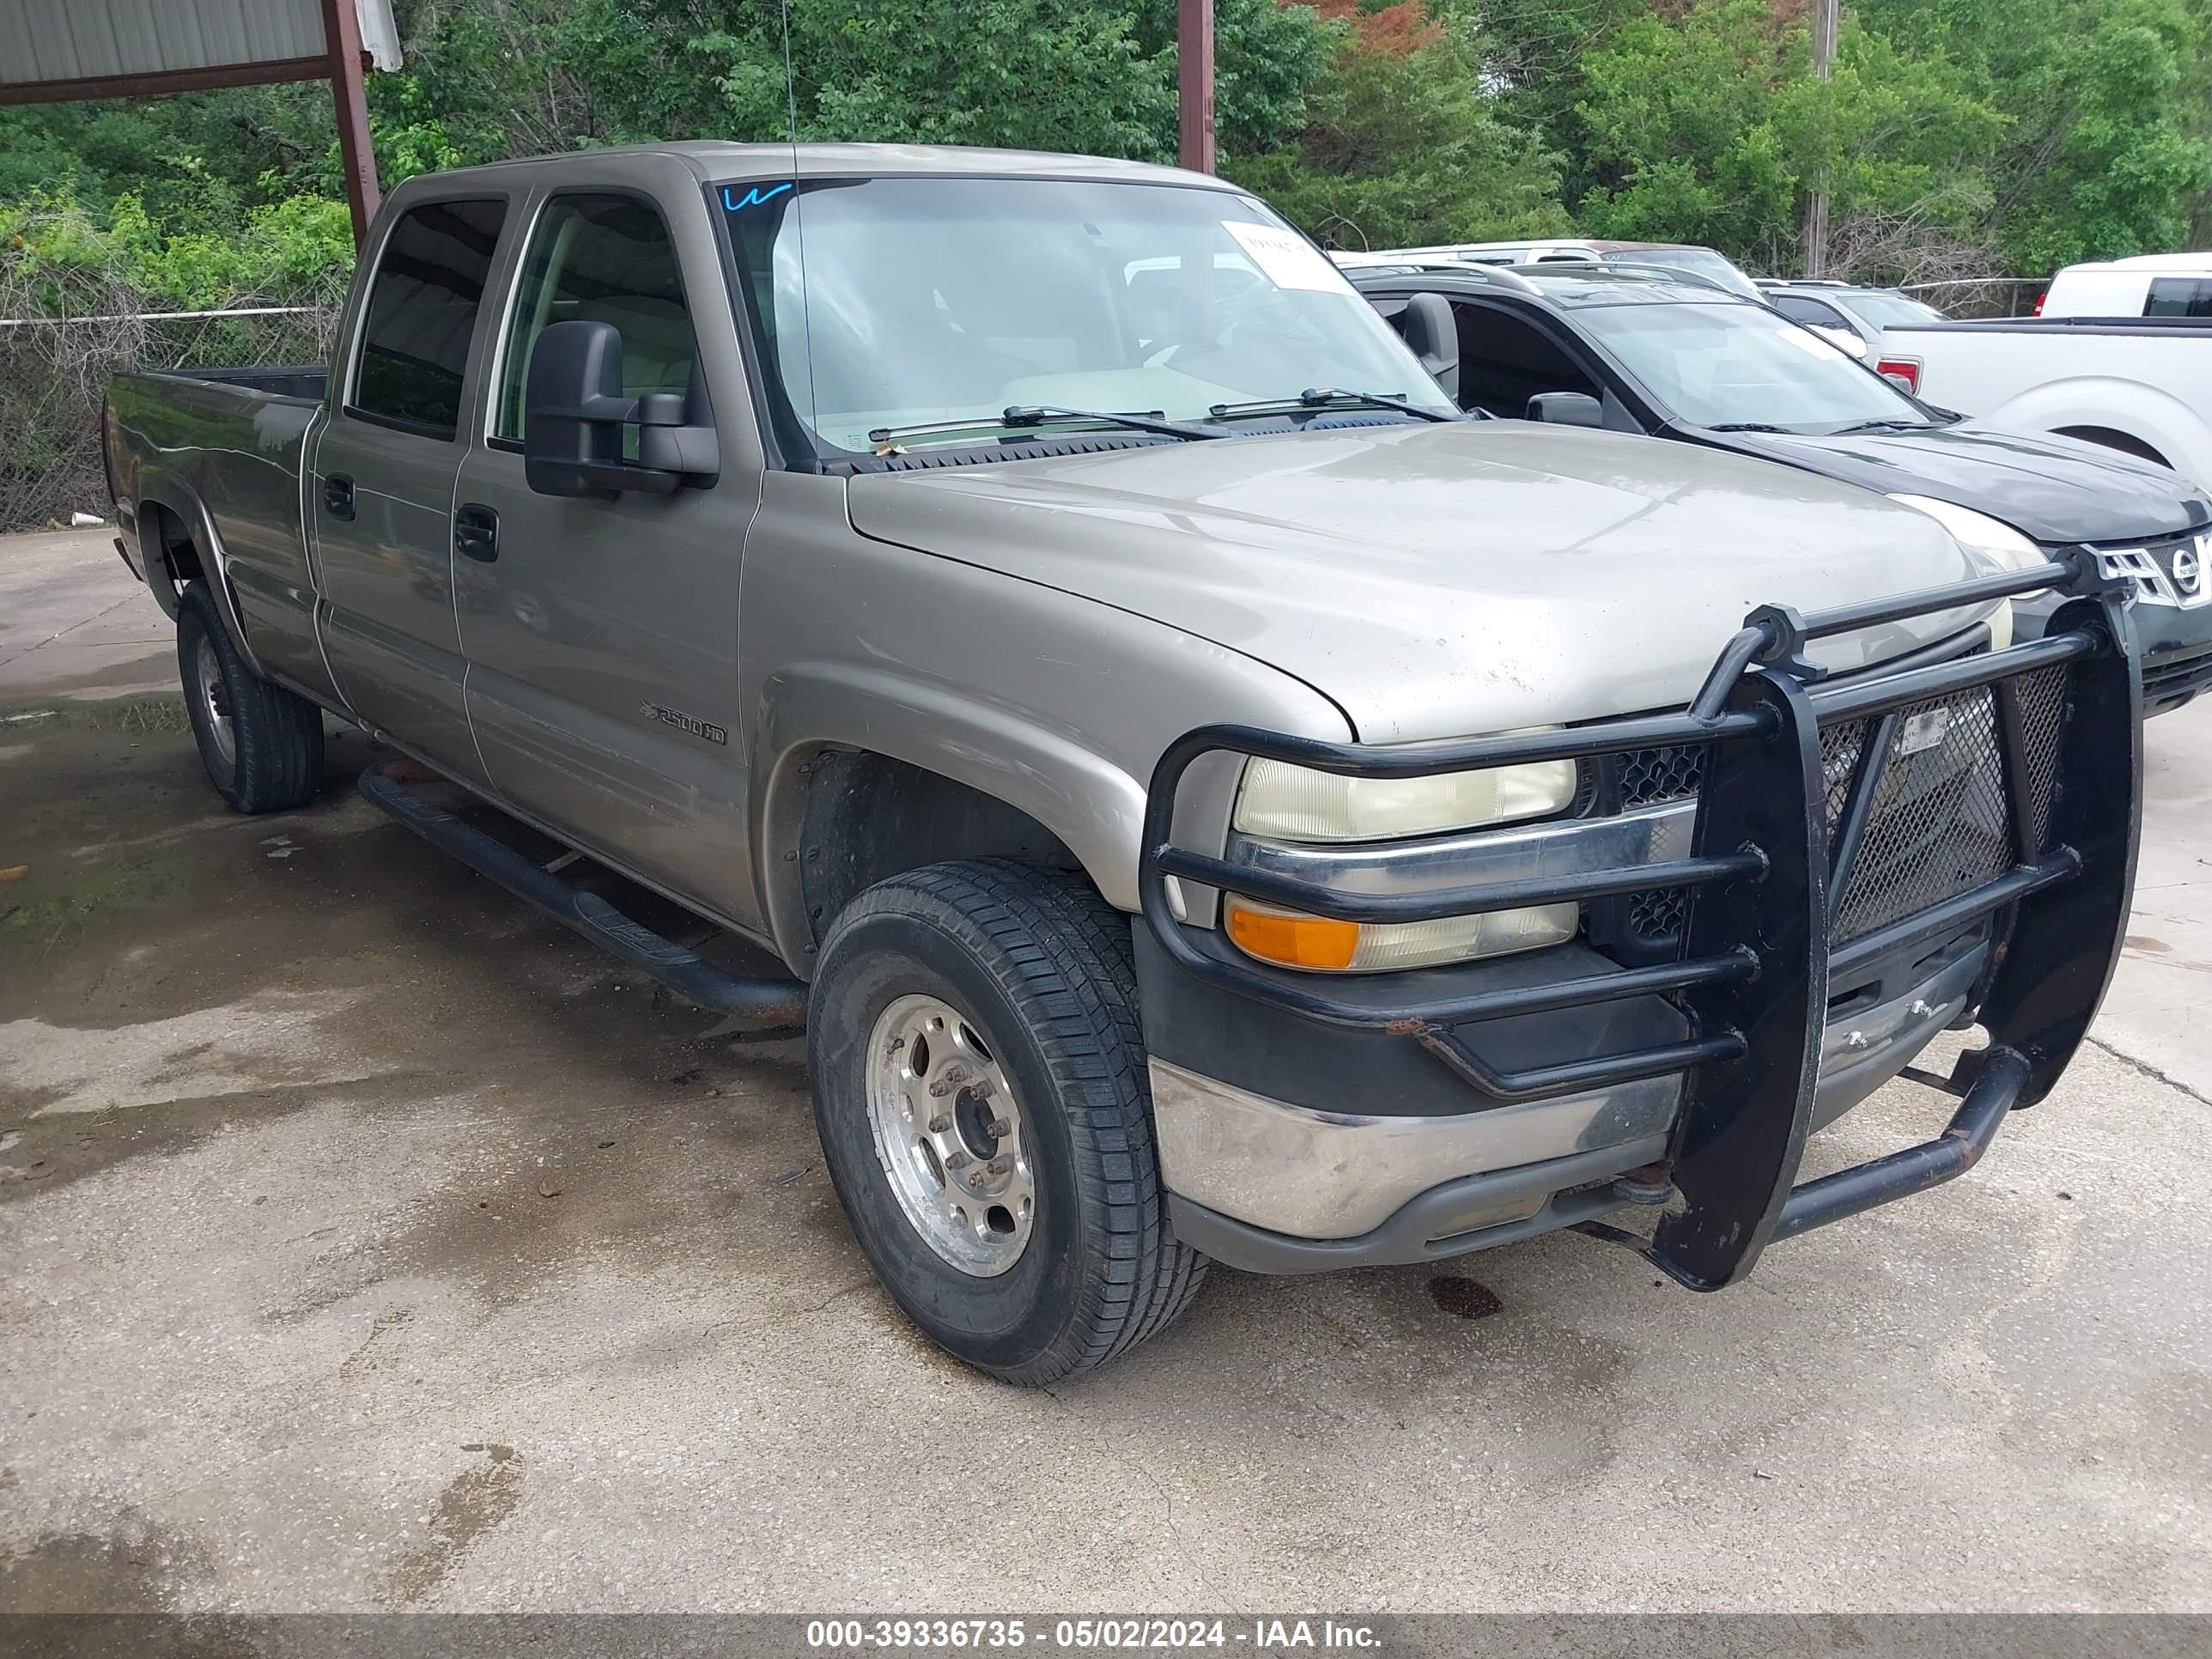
left=1137, top=557, right=2142, bottom=1290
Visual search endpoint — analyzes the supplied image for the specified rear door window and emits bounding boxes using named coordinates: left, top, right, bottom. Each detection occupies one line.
left=349, top=198, right=508, bottom=439
left=2144, top=277, right=2212, bottom=317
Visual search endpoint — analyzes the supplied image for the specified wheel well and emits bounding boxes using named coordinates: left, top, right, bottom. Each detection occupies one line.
left=794, top=750, right=1085, bottom=948
left=140, top=501, right=207, bottom=600
left=2051, top=425, right=2172, bottom=468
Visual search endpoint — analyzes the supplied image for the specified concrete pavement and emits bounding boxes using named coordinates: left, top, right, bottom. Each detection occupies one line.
left=2, top=528, right=2208, bottom=1614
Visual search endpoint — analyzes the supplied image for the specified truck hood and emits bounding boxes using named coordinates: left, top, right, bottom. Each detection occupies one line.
left=1699, top=421, right=2209, bottom=545
left=847, top=422, right=1997, bottom=742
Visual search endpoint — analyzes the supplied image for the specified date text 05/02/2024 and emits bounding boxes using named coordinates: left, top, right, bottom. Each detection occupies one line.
left=804, top=1620, right=1384, bottom=1650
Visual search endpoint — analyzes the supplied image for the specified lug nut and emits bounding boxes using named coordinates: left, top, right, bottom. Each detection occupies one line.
left=988, top=1156, right=1012, bottom=1175
left=945, top=1151, right=970, bottom=1170
left=987, top=1117, right=1012, bottom=1139
left=928, top=1115, right=951, bottom=1133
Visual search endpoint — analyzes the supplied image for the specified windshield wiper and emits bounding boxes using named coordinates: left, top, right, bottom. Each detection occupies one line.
left=1705, top=422, right=1796, bottom=433
left=1208, top=388, right=1469, bottom=424
left=866, top=406, right=1216, bottom=447
left=1826, top=416, right=1942, bottom=434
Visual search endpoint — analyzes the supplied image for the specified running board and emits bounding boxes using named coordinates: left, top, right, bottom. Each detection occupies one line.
left=358, top=762, right=806, bottom=1029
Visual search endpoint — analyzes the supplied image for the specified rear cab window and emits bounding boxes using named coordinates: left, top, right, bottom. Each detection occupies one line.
left=347, top=198, right=509, bottom=439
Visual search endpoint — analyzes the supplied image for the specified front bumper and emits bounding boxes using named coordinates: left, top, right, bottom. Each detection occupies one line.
left=1142, top=922, right=1991, bottom=1272
left=2019, top=536, right=2211, bottom=714
left=1138, top=560, right=2141, bottom=1289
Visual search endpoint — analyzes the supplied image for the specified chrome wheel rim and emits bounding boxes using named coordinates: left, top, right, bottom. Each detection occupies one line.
left=195, top=635, right=235, bottom=771
left=864, top=994, right=1035, bottom=1277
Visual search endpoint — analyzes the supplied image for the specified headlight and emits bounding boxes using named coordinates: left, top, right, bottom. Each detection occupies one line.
left=1886, top=494, right=2041, bottom=570
left=1232, top=754, right=1577, bottom=842
left=1886, top=494, right=2027, bottom=648
left=1224, top=747, right=1583, bottom=972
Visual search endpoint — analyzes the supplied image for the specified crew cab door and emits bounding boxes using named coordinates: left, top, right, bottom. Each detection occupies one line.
left=310, top=193, right=510, bottom=787
left=450, top=180, right=760, bottom=921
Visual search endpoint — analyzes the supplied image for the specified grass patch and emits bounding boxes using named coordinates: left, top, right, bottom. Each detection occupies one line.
left=0, top=860, right=183, bottom=933
left=0, top=696, right=192, bottom=735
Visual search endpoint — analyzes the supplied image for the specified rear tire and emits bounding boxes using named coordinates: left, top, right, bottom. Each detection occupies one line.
left=807, top=859, right=1206, bottom=1384
left=177, top=580, right=325, bottom=813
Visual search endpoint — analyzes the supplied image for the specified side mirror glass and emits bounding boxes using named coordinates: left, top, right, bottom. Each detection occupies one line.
left=523, top=319, right=719, bottom=498
left=1527, top=391, right=1604, bottom=428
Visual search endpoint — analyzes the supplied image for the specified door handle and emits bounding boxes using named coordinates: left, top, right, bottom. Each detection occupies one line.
left=453, top=503, right=500, bottom=563
left=322, top=473, right=356, bottom=520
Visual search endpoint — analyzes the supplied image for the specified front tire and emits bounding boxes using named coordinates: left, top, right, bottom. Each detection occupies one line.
left=177, top=580, right=325, bottom=813
left=808, top=860, right=1206, bottom=1384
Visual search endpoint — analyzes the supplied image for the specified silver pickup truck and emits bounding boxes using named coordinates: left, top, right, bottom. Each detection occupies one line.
left=104, top=143, right=2142, bottom=1385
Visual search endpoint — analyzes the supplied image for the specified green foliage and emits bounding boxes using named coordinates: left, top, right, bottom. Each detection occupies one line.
left=4, top=0, right=2212, bottom=319
left=1228, top=5, right=1571, bottom=247
left=2, top=192, right=353, bottom=311
left=1573, top=1, right=1999, bottom=271
left=1857, top=0, right=2212, bottom=270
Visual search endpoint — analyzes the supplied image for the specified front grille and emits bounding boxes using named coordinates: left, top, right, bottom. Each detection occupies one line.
left=1607, top=663, right=2069, bottom=954
left=1613, top=744, right=1704, bottom=953
left=1619, top=744, right=1704, bottom=806
left=1822, top=666, right=2067, bottom=944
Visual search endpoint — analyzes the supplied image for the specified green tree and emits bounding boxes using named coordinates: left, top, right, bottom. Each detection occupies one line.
left=1859, top=0, right=2212, bottom=270
left=1229, top=1, right=1570, bottom=248
left=1573, top=1, right=2000, bottom=274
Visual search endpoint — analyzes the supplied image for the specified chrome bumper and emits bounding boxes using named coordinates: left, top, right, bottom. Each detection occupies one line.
left=1152, top=930, right=1988, bottom=1256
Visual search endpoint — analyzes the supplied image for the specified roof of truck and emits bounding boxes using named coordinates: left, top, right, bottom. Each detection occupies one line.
left=411, top=141, right=1237, bottom=191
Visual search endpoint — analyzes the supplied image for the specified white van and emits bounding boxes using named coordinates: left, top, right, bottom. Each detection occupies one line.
left=2039, top=252, right=2212, bottom=319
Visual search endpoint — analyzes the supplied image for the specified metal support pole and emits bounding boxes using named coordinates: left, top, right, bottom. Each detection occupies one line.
left=1179, top=0, right=1215, bottom=174
left=1802, top=0, right=1838, bottom=276
left=321, top=0, right=381, bottom=247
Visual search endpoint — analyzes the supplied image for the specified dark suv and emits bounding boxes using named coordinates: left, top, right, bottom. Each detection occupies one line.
left=1356, top=263, right=2212, bottom=714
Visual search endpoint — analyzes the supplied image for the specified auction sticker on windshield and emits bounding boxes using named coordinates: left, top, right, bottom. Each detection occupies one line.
left=1224, top=221, right=1358, bottom=294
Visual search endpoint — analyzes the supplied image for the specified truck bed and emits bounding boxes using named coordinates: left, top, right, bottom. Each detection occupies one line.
left=105, top=365, right=333, bottom=705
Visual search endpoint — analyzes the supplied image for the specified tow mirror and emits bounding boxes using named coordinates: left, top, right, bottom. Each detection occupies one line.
left=523, top=319, right=719, bottom=499
left=1527, top=391, right=1604, bottom=428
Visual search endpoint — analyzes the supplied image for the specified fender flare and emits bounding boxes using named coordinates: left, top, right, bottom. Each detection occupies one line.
left=753, top=659, right=1153, bottom=967
left=1983, top=376, right=2212, bottom=484
left=133, top=471, right=266, bottom=677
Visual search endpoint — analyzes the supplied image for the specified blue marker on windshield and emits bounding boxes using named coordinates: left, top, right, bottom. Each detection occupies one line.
left=724, top=182, right=794, bottom=211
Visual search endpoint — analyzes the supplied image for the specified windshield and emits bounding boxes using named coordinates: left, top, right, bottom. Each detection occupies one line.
left=716, top=174, right=1454, bottom=455
left=1601, top=247, right=1762, bottom=299
left=1830, top=289, right=1945, bottom=328
left=1573, top=301, right=1926, bottom=431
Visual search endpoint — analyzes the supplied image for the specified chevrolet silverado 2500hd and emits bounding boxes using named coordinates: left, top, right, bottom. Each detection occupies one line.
left=104, top=145, right=2142, bottom=1384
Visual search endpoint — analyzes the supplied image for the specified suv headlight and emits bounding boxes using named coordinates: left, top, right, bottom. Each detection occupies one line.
left=1886, top=494, right=2039, bottom=570
left=1223, top=751, right=1582, bottom=972
left=1886, top=495, right=2025, bottom=648
left=1232, top=754, right=1577, bottom=842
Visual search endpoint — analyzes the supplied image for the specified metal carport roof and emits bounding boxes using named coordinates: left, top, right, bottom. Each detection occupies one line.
left=0, top=1, right=401, bottom=240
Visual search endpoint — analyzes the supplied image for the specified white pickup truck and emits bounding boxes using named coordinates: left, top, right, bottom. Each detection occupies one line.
left=1873, top=283, right=2212, bottom=490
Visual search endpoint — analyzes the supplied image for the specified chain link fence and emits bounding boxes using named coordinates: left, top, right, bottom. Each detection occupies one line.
left=1, top=259, right=344, bottom=533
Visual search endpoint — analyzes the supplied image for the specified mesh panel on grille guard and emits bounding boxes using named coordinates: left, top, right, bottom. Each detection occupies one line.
left=1828, top=684, right=2013, bottom=943
left=1611, top=665, right=2069, bottom=955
